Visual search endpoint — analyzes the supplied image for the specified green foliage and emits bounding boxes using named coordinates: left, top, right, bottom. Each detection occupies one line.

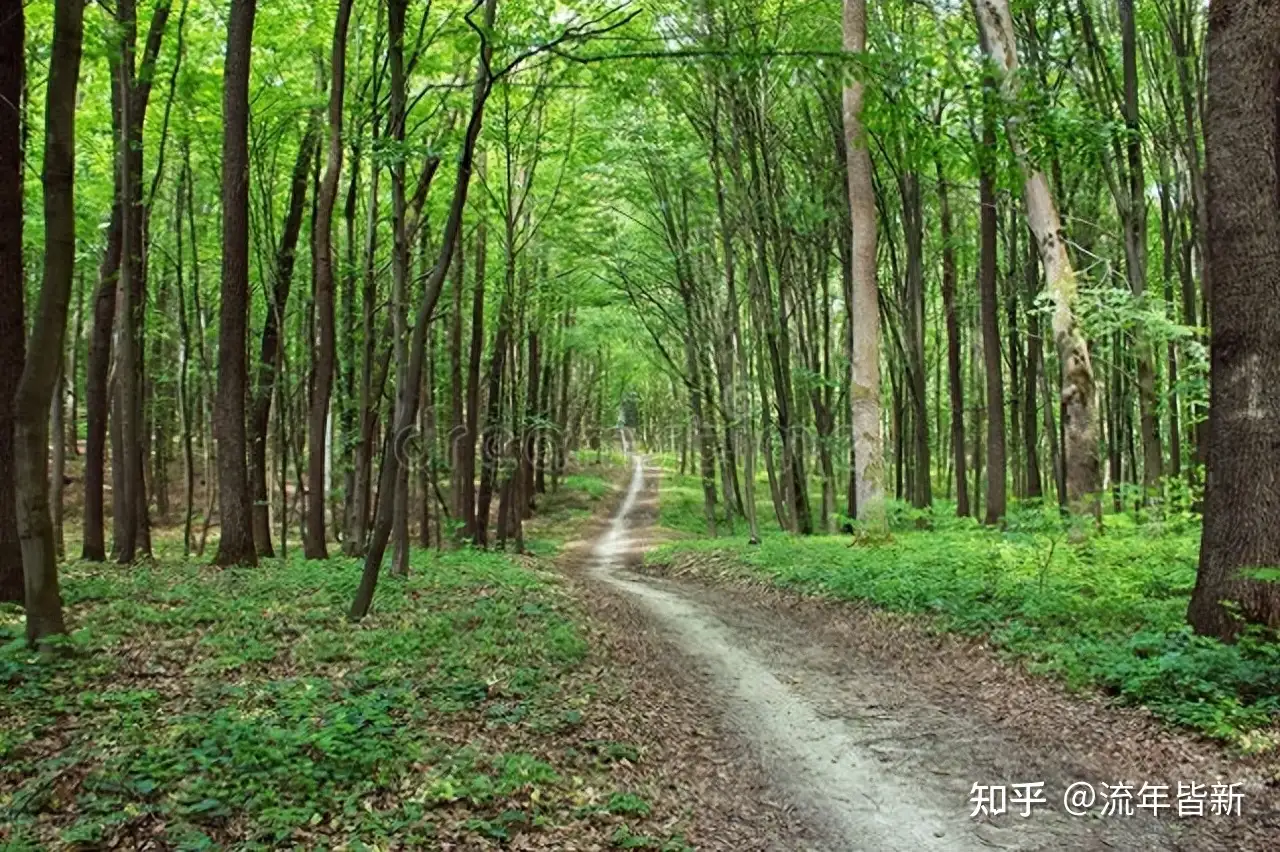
left=651, top=505, right=1280, bottom=749
left=0, top=545, right=669, bottom=847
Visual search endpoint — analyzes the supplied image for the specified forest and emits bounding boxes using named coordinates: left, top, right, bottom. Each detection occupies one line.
left=2, top=0, right=1280, bottom=848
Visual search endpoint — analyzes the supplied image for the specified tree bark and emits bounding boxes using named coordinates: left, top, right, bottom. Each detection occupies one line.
left=978, top=86, right=1007, bottom=524
left=304, top=0, right=354, bottom=560
left=1187, top=0, right=1280, bottom=639
left=843, top=0, right=886, bottom=530
left=459, top=194, right=486, bottom=540
left=16, top=0, right=85, bottom=646
left=213, top=0, right=259, bottom=567
left=0, top=0, right=24, bottom=603
left=936, top=162, right=969, bottom=517
left=1118, top=0, right=1162, bottom=492
left=900, top=170, right=931, bottom=509
left=388, top=0, right=412, bottom=575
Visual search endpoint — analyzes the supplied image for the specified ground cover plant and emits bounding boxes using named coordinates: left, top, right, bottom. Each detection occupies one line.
left=1, top=484, right=692, bottom=850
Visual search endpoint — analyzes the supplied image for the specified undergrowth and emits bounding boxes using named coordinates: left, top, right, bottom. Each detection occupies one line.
left=652, top=469, right=1280, bottom=750
left=0, top=500, right=683, bottom=850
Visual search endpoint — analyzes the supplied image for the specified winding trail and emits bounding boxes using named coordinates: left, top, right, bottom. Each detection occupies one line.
left=586, top=453, right=1191, bottom=852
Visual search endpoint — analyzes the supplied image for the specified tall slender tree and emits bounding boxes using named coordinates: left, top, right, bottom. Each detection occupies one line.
left=15, top=0, right=86, bottom=645
left=842, top=0, right=886, bottom=531
left=305, top=0, right=355, bottom=560
left=0, top=0, right=24, bottom=604
left=213, top=0, right=259, bottom=567
left=973, top=0, right=1100, bottom=513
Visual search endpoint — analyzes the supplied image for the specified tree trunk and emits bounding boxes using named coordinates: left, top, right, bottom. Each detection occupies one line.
left=213, top=0, right=259, bottom=567
left=448, top=231, right=465, bottom=520
left=974, top=0, right=1100, bottom=514
left=0, top=0, right=24, bottom=603
left=304, top=0, right=354, bottom=561
left=16, top=0, right=85, bottom=646
left=389, top=0, right=411, bottom=575
left=978, top=87, right=1007, bottom=524
left=936, top=162, right=968, bottom=517
left=113, top=0, right=142, bottom=563
left=459, top=192, right=486, bottom=539
left=174, top=153, right=195, bottom=554
left=842, top=0, right=886, bottom=531
left=1023, top=225, right=1043, bottom=499
left=901, top=170, right=931, bottom=509
left=1118, top=0, right=1162, bottom=493
left=1187, top=0, right=1280, bottom=639
left=350, top=0, right=497, bottom=620
left=250, top=125, right=316, bottom=558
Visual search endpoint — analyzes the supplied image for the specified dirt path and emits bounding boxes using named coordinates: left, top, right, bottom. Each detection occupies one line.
left=584, top=454, right=1265, bottom=852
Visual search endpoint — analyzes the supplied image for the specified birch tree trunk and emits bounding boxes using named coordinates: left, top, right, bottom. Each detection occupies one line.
left=842, top=0, right=886, bottom=531
left=973, top=0, right=1100, bottom=513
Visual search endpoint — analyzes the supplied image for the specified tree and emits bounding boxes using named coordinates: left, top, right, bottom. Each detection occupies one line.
left=81, top=0, right=172, bottom=562
left=842, top=0, right=886, bottom=531
left=1187, top=0, right=1280, bottom=639
left=213, top=0, right=259, bottom=567
left=15, top=0, right=86, bottom=645
left=977, top=82, right=1006, bottom=524
left=305, top=0, right=355, bottom=561
left=0, top=0, right=23, bottom=604
left=973, top=0, right=1100, bottom=513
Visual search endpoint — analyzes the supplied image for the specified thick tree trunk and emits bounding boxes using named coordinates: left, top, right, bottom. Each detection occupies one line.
left=0, top=0, right=24, bottom=603
left=974, top=0, right=1100, bottom=513
left=16, top=0, right=85, bottom=646
left=842, top=0, right=885, bottom=531
left=213, top=0, right=259, bottom=567
left=113, top=0, right=142, bottom=563
left=1187, top=0, right=1280, bottom=639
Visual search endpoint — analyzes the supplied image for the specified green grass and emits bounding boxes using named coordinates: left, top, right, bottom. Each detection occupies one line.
left=0, top=522, right=680, bottom=849
left=652, top=468, right=1280, bottom=750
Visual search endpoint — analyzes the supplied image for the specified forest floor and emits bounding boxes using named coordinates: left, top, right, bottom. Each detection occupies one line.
left=579, top=455, right=1280, bottom=851
left=4, top=458, right=1278, bottom=850
left=0, top=462, right=813, bottom=851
